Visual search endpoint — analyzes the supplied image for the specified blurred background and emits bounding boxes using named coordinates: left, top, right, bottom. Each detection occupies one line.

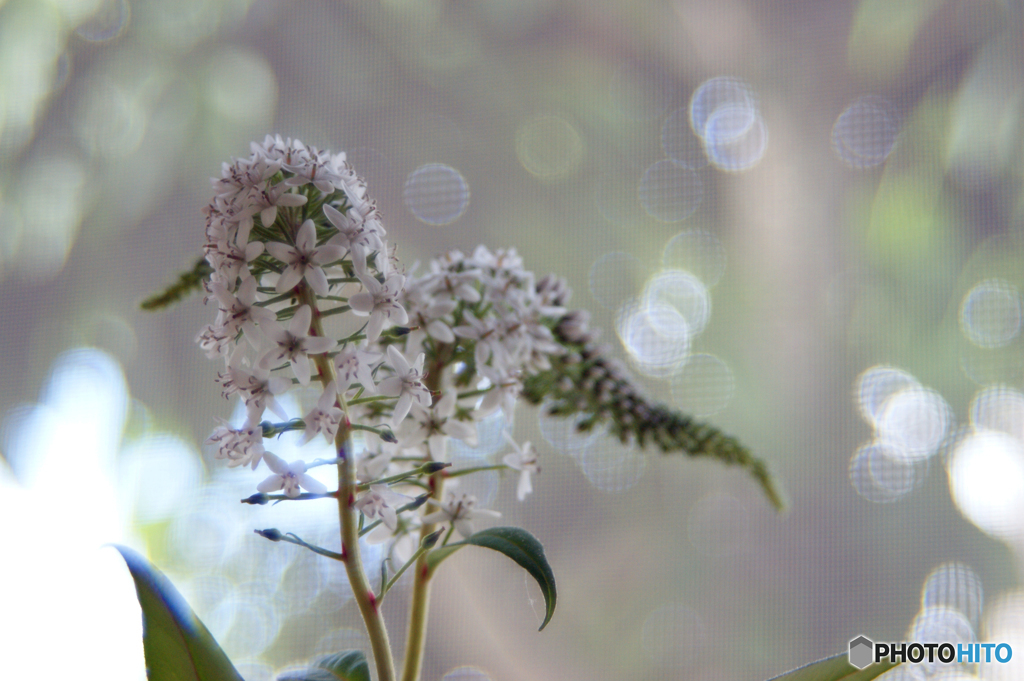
left=2, top=0, right=1024, bottom=679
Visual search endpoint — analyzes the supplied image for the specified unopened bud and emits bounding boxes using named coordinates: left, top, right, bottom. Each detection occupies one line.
left=379, top=428, right=398, bottom=444
left=242, top=493, right=270, bottom=505
left=421, top=529, right=444, bottom=549
left=423, top=461, right=450, bottom=474
left=255, top=528, right=283, bottom=541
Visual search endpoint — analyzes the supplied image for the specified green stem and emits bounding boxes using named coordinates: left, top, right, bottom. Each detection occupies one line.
left=439, top=523, right=456, bottom=547
left=348, top=394, right=398, bottom=406
left=379, top=530, right=442, bottom=604
left=255, top=291, right=299, bottom=307
left=358, top=495, right=429, bottom=538
left=319, top=305, right=352, bottom=318
left=446, top=463, right=507, bottom=478
left=257, top=530, right=346, bottom=561
left=456, top=386, right=494, bottom=400
left=368, top=463, right=449, bottom=489
left=300, top=285, right=396, bottom=681
left=350, top=422, right=398, bottom=442
left=400, top=348, right=450, bottom=681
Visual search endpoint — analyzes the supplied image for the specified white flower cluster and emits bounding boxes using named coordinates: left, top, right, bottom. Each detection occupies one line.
left=399, top=246, right=569, bottom=417
left=196, top=136, right=562, bottom=546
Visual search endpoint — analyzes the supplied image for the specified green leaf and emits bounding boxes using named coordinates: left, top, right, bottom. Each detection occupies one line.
left=766, top=653, right=897, bottom=681
left=277, top=671, right=336, bottom=681
left=112, top=545, right=244, bottom=681
left=317, top=651, right=371, bottom=681
left=426, top=526, right=556, bottom=630
left=276, top=651, right=371, bottom=681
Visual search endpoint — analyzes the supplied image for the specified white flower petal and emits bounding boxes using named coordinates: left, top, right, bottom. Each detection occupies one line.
left=324, top=203, right=346, bottom=228
left=387, top=345, right=410, bottom=375
left=389, top=305, right=409, bottom=326
left=426, top=319, right=455, bottom=343
left=260, top=205, right=278, bottom=229
left=289, top=305, right=312, bottom=336
left=295, top=220, right=317, bottom=251
left=382, top=506, right=398, bottom=531
left=365, top=313, right=385, bottom=343
left=454, top=518, right=475, bottom=538
left=257, top=476, right=285, bottom=493
left=446, top=420, right=477, bottom=444
left=305, top=267, right=330, bottom=296
left=292, top=354, right=311, bottom=385
left=244, top=241, right=265, bottom=260
left=266, top=242, right=294, bottom=263
left=299, top=473, right=328, bottom=495
left=377, top=376, right=402, bottom=397
left=348, top=292, right=374, bottom=315
left=303, top=336, right=337, bottom=354
left=517, top=472, right=533, bottom=501
left=263, top=452, right=288, bottom=474
left=393, top=393, right=412, bottom=425
left=277, top=266, right=303, bottom=293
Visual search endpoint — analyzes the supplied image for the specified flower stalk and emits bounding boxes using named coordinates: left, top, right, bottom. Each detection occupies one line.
left=302, top=283, right=397, bottom=681
left=176, top=135, right=780, bottom=681
left=400, top=360, right=447, bottom=681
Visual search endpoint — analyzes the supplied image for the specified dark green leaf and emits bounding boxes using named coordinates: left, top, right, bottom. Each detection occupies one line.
left=113, top=545, right=244, bottom=681
left=426, top=526, right=556, bottom=630
left=317, top=651, right=371, bottom=681
left=277, top=670, right=337, bottom=681
left=276, top=651, right=370, bottom=681
left=766, top=653, right=897, bottom=681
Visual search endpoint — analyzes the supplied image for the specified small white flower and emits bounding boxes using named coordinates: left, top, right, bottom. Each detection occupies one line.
left=208, top=275, right=276, bottom=347
left=302, top=381, right=344, bottom=444
left=235, top=182, right=308, bottom=245
left=403, top=286, right=457, bottom=343
left=257, top=452, right=328, bottom=498
left=399, top=392, right=478, bottom=460
left=266, top=220, right=344, bottom=296
left=284, top=145, right=345, bottom=193
left=324, top=203, right=385, bottom=261
left=477, top=364, right=522, bottom=422
left=212, top=155, right=280, bottom=207
left=218, top=347, right=291, bottom=422
left=501, top=432, right=540, bottom=501
left=204, top=238, right=264, bottom=287
left=207, top=419, right=265, bottom=470
left=422, top=492, right=501, bottom=539
left=356, top=447, right=395, bottom=483
left=196, top=321, right=233, bottom=360
left=259, top=305, right=337, bottom=385
left=377, top=345, right=431, bottom=426
left=354, top=483, right=412, bottom=531
left=349, top=260, right=408, bottom=342
left=452, top=310, right=508, bottom=369
left=333, top=346, right=381, bottom=394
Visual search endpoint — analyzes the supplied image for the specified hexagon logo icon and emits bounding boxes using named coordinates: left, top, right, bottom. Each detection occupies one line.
left=849, top=635, right=874, bottom=669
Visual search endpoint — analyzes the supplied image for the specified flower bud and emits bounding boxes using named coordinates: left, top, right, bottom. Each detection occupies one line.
left=255, top=528, right=283, bottom=541
left=421, top=528, right=444, bottom=549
